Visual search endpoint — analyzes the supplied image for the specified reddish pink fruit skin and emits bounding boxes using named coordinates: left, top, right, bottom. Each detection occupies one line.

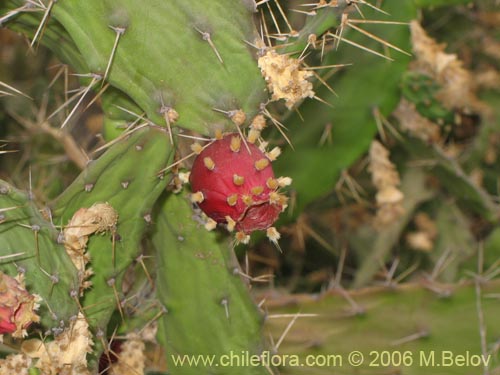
left=0, top=272, right=39, bottom=337
left=0, top=307, right=17, bottom=334
left=190, top=134, right=282, bottom=233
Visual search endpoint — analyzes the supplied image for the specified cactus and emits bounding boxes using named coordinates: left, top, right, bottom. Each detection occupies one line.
left=51, top=127, right=173, bottom=333
left=2, top=0, right=499, bottom=374
left=0, top=180, right=79, bottom=328
left=263, top=279, right=500, bottom=375
left=153, top=192, right=268, bottom=374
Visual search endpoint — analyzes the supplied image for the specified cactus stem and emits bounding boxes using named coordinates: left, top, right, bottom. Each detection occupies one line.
left=31, top=0, right=55, bottom=48
left=194, top=27, right=224, bottom=64
left=103, top=25, right=126, bottom=83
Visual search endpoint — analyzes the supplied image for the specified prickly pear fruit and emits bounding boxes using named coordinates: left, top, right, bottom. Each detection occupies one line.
left=0, top=272, right=40, bottom=338
left=189, top=134, right=287, bottom=235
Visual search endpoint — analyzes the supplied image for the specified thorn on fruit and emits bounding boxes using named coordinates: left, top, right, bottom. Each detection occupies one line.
left=266, top=227, right=281, bottom=243
left=277, top=176, right=292, bottom=187
left=255, top=158, right=269, bottom=171
left=226, top=194, right=238, bottom=206
left=251, top=114, right=267, bottom=130
left=230, top=136, right=241, bottom=152
left=247, top=128, right=260, bottom=144
left=251, top=186, right=264, bottom=196
left=242, top=195, right=253, bottom=206
left=215, top=129, right=223, bottom=140
left=225, top=216, right=236, bottom=232
left=235, top=231, right=250, bottom=245
left=203, top=157, right=215, bottom=170
left=233, top=174, right=245, bottom=186
left=191, top=191, right=205, bottom=204
left=230, top=110, right=246, bottom=127
left=269, top=192, right=288, bottom=206
left=191, top=142, right=204, bottom=154
left=266, top=147, right=281, bottom=161
left=266, top=178, right=279, bottom=190
left=204, top=218, right=217, bottom=231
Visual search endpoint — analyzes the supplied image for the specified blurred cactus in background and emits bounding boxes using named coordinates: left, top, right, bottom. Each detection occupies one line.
left=1, top=0, right=499, bottom=374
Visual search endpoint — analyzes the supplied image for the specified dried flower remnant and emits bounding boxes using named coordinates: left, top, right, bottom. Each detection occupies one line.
left=406, top=212, right=438, bottom=252
left=410, top=21, right=489, bottom=116
left=0, top=353, right=32, bottom=375
left=21, top=313, right=93, bottom=375
left=63, top=203, right=118, bottom=293
left=109, top=333, right=146, bottom=375
left=368, top=141, right=404, bottom=227
left=393, top=99, right=441, bottom=143
left=258, top=50, right=314, bottom=109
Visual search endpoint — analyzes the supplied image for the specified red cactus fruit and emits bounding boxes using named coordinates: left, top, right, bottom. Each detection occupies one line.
left=189, top=133, right=288, bottom=238
left=0, top=272, right=40, bottom=337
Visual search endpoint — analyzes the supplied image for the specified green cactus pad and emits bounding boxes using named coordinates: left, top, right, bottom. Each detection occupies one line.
left=51, top=127, right=174, bottom=331
left=3, top=0, right=268, bottom=135
left=0, top=180, right=79, bottom=329
left=153, top=192, right=269, bottom=375
left=264, top=280, right=500, bottom=375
